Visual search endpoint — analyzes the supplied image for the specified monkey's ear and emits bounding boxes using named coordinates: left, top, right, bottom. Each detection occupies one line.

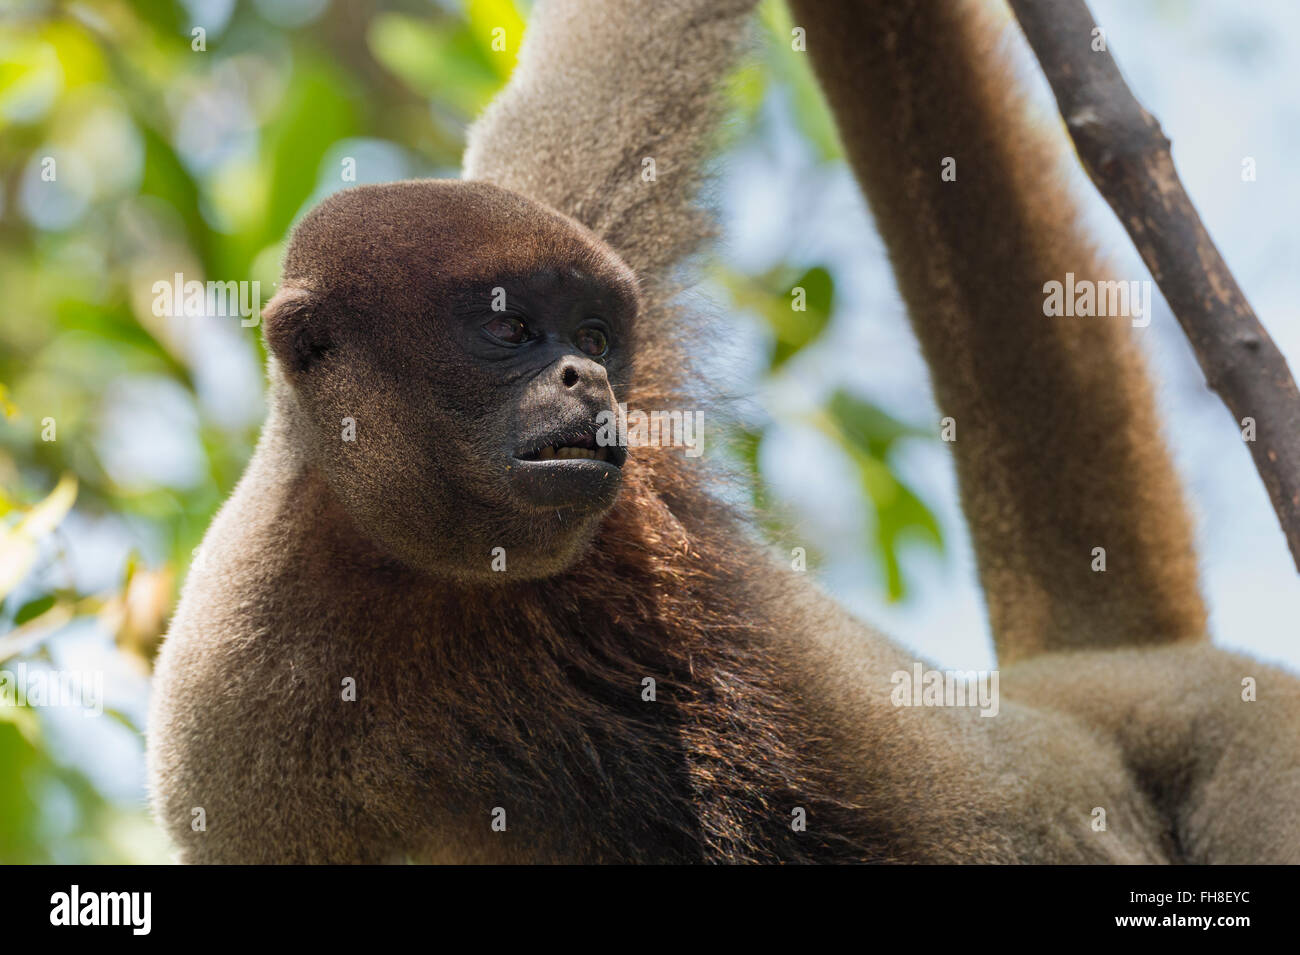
left=261, top=285, right=332, bottom=374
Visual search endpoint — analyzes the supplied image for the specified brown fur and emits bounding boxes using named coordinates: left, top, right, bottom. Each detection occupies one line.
left=786, top=0, right=1207, bottom=663
left=146, top=0, right=1300, bottom=864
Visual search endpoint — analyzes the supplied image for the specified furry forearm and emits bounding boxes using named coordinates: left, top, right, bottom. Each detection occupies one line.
left=463, top=0, right=760, bottom=303
left=787, top=0, right=1207, bottom=662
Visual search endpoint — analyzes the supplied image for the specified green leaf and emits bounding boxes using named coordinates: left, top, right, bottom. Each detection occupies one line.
left=12, top=593, right=57, bottom=626
left=820, top=393, right=943, bottom=600
left=826, top=389, right=928, bottom=459
left=719, top=263, right=835, bottom=372
left=771, top=266, right=833, bottom=370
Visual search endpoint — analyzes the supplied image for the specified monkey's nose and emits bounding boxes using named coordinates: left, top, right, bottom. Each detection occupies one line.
left=557, top=357, right=606, bottom=390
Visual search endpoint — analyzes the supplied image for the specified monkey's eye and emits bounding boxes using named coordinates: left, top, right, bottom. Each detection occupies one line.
left=575, top=325, right=609, bottom=358
left=483, top=314, right=530, bottom=344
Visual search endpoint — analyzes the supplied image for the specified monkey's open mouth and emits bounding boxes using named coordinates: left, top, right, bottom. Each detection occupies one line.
left=509, top=429, right=626, bottom=510
left=515, top=431, right=627, bottom=468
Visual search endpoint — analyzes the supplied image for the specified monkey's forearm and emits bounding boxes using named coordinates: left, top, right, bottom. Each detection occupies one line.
left=463, top=0, right=760, bottom=305
left=787, top=0, right=1207, bottom=663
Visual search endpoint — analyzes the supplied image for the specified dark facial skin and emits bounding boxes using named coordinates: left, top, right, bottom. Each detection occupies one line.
left=454, top=267, right=630, bottom=511
left=260, top=180, right=640, bottom=580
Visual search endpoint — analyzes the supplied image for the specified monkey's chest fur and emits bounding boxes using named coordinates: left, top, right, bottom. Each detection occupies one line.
left=152, top=455, right=911, bottom=862
left=154, top=480, right=1164, bottom=864
left=314, top=571, right=884, bottom=864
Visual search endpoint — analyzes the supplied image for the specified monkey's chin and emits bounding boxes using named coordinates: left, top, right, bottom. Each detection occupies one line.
left=507, top=457, right=624, bottom=511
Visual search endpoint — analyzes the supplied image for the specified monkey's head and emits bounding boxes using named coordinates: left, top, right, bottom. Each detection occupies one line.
left=262, top=180, right=639, bottom=580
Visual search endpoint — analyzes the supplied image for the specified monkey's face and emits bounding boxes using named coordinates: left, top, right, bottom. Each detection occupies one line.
left=261, top=180, right=640, bottom=580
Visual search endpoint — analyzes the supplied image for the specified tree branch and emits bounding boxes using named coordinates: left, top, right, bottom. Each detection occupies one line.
left=1008, top=0, right=1300, bottom=572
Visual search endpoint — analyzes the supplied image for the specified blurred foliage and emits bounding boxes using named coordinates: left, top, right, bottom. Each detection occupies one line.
left=0, top=0, right=941, bottom=862
left=721, top=261, right=942, bottom=597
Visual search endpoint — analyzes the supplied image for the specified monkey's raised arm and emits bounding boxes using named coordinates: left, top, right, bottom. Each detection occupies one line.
left=787, top=0, right=1208, bottom=662
left=463, top=0, right=758, bottom=305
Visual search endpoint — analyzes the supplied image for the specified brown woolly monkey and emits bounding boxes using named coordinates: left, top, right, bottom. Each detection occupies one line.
left=147, top=0, right=1300, bottom=863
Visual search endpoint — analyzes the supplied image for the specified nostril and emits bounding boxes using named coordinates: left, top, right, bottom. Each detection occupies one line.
left=561, top=365, right=579, bottom=388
